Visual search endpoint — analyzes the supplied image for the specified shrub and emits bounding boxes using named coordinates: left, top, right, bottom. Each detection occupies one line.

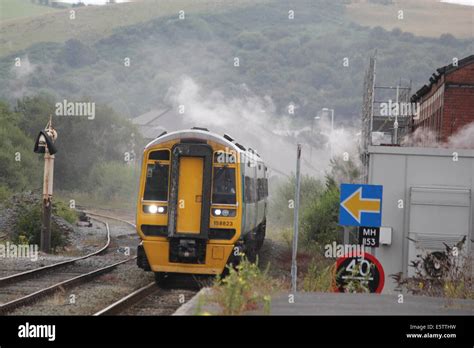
left=393, top=237, right=473, bottom=299
left=211, top=257, right=278, bottom=315
left=0, top=185, right=12, bottom=203
left=301, top=178, right=342, bottom=246
left=303, top=259, right=335, bottom=292
left=53, top=199, right=77, bottom=224
left=14, top=200, right=74, bottom=251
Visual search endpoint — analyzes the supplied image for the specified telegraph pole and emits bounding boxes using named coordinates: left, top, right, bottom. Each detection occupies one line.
left=34, top=116, right=58, bottom=253
left=291, top=144, right=302, bottom=294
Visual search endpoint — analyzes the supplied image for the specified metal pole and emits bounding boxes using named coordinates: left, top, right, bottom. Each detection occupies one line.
left=369, top=55, right=377, bottom=146
left=41, top=150, right=54, bottom=253
left=291, top=144, right=302, bottom=294
left=343, top=226, right=349, bottom=245
left=394, top=85, right=399, bottom=144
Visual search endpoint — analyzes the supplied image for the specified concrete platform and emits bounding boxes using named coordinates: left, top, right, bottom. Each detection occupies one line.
left=174, top=289, right=474, bottom=315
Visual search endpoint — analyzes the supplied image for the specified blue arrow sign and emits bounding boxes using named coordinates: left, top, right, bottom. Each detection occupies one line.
left=339, top=184, right=383, bottom=227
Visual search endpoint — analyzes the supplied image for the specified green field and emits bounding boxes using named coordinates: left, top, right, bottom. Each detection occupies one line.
left=0, top=0, right=59, bottom=22
left=346, top=0, right=473, bottom=39
left=0, top=0, right=266, bottom=58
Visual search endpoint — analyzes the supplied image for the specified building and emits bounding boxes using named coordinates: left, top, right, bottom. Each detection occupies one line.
left=367, top=145, right=474, bottom=293
left=411, top=54, right=474, bottom=142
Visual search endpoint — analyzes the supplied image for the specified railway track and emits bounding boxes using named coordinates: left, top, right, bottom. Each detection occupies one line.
left=93, top=279, right=199, bottom=316
left=0, top=217, right=112, bottom=286
left=93, top=281, right=159, bottom=315
left=1, top=209, right=198, bottom=316
left=0, top=257, right=136, bottom=315
left=0, top=213, right=139, bottom=315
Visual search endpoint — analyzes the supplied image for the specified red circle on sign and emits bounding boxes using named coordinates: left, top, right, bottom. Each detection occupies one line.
left=334, top=251, right=385, bottom=293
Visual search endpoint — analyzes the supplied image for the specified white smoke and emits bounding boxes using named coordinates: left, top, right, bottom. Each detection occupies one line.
left=10, top=55, right=36, bottom=99
left=401, top=121, right=474, bottom=149
left=165, top=76, right=361, bottom=178
left=447, top=122, right=474, bottom=148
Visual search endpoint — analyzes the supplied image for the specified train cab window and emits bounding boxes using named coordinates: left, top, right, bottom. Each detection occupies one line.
left=149, top=150, right=170, bottom=161
left=212, top=167, right=236, bottom=204
left=144, top=162, right=169, bottom=201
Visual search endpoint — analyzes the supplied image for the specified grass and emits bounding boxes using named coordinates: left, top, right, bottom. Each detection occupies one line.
left=345, top=0, right=473, bottom=38
left=0, top=0, right=267, bottom=58
left=206, top=257, right=280, bottom=315
left=0, top=0, right=59, bottom=22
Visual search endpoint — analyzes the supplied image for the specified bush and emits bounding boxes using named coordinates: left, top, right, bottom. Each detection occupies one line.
left=268, top=175, right=323, bottom=228
left=53, top=199, right=77, bottom=224
left=303, top=260, right=335, bottom=292
left=301, top=177, right=342, bottom=246
left=210, top=257, right=278, bottom=315
left=0, top=185, right=12, bottom=203
left=393, top=237, right=473, bottom=299
left=14, top=199, right=74, bottom=252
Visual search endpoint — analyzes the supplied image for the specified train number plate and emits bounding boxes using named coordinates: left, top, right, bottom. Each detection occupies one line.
left=213, top=220, right=233, bottom=227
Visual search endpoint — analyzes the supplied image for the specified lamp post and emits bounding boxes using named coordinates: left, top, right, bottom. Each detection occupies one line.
left=310, top=115, right=321, bottom=161
left=322, top=107, right=334, bottom=133
left=322, top=108, right=335, bottom=156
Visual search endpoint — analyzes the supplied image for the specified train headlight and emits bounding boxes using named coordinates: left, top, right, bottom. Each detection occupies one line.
left=145, top=205, right=167, bottom=214
left=212, top=208, right=236, bottom=217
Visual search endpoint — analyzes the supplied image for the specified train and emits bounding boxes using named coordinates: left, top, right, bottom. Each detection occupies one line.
left=136, top=127, right=268, bottom=280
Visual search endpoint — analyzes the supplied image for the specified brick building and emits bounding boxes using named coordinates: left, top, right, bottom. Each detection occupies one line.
left=411, top=55, right=474, bottom=142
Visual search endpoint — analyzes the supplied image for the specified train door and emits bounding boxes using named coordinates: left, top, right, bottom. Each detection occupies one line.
left=176, top=157, right=203, bottom=234
left=167, top=143, right=212, bottom=240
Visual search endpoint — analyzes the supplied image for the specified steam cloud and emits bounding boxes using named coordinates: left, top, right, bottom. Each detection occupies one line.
left=401, top=122, right=474, bottom=149
left=165, top=77, right=360, bottom=178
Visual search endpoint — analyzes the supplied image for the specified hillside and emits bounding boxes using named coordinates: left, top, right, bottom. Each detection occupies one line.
left=0, top=0, right=471, bottom=124
left=0, top=0, right=60, bottom=22
left=346, top=0, right=473, bottom=39
left=0, top=0, right=266, bottom=58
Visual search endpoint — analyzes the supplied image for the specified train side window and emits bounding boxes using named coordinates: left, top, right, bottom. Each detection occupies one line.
left=257, top=178, right=262, bottom=201
left=144, top=162, right=169, bottom=201
left=244, top=176, right=251, bottom=203
left=212, top=167, right=236, bottom=204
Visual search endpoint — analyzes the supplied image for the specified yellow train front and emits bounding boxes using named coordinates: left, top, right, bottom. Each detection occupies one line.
left=136, top=128, right=268, bottom=279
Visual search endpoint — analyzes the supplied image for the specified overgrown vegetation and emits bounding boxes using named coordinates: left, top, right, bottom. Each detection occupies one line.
left=302, top=260, right=335, bottom=292
left=209, top=257, right=279, bottom=315
left=392, top=237, right=473, bottom=299
left=269, top=156, right=360, bottom=248
left=14, top=199, right=77, bottom=251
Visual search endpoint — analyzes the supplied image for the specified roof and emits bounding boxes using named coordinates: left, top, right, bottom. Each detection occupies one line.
left=144, top=128, right=263, bottom=162
left=411, top=54, right=474, bottom=102
left=368, top=145, right=474, bottom=158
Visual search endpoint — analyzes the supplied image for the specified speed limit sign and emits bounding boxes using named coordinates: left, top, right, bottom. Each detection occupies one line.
left=334, top=252, right=385, bottom=293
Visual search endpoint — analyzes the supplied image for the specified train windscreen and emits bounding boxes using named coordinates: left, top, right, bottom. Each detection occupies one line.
left=212, top=167, right=236, bottom=204
left=144, top=163, right=169, bottom=201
